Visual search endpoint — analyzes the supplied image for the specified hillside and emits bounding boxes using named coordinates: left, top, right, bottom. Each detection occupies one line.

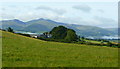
left=1, top=19, right=26, bottom=30
left=2, top=31, right=118, bottom=67
left=0, top=18, right=116, bottom=37
left=105, top=28, right=118, bottom=35
left=0, top=31, right=1, bottom=68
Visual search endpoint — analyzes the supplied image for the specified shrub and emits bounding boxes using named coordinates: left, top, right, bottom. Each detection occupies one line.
left=7, top=27, right=14, bottom=33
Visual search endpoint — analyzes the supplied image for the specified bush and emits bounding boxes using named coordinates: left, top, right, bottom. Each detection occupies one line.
left=7, top=27, right=14, bottom=33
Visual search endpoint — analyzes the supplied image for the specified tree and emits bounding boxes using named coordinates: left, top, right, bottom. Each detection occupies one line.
left=49, top=26, right=78, bottom=42
left=65, top=29, right=78, bottom=42
left=50, top=26, right=67, bottom=39
left=7, top=27, right=14, bottom=33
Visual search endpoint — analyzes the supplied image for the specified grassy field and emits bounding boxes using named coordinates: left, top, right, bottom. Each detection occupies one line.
left=85, top=39, right=102, bottom=44
left=2, top=31, right=118, bottom=67
left=82, top=39, right=117, bottom=45
left=0, top=31, right=2, bottom=68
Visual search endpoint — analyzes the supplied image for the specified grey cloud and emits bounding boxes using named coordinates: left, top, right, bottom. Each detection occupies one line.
left=58, top=16, right=117, bottom=28
left=72, top=5, right=91, bottom=12
left=35, top=6, right=66, bottom=15
left=36, top=6, right=51, bottom=10
left=97, top=9, right=104, bottom=13
left=1, top=8, right=6, bottom=11
left=94, top=16, right=117, bottom=28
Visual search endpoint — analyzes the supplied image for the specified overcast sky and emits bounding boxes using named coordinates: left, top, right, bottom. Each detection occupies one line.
left=0, top=0, right=118, bottom=28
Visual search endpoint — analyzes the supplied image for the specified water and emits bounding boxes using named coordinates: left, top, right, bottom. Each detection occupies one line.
left=101, top=35, right=119, bottom=39
left=15, top=31, right=42, bottom=35
left=86, top=35, right=119, bottom=39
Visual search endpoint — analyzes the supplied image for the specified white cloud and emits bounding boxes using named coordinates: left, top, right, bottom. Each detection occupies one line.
left=35, top=6, right=66, bottom=15
left=72, top=4, right=91, bottom=13
left=1, top=13, right=15, bottom=20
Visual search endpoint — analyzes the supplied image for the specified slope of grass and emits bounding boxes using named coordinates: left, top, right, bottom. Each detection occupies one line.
left=2, top=31, right=118, bottom=67
left=0, top=31, right=2, bottom=68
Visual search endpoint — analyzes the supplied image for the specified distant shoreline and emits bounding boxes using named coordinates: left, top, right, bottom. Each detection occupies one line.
left=15, top=31, right=119, bottom=40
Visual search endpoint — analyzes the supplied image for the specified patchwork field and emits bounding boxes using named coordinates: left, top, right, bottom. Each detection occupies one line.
left=2, top=31, right=118, bottom=67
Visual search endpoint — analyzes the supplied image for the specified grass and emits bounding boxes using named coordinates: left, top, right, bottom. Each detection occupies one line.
left=85, top=39, right=101, bottom=44
left=0, top=31, right=2, bottom=68
left=83, top=39, right=118, bottom=45
left=2, top=31, right=118, bottom=67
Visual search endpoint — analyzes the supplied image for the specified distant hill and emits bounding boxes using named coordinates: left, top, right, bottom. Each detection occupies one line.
left=105, top=28, right=118, bottom=35
left=0, top=19, right=26, bottom=30
left=24, top=23, right=50, bottom=33
left=0, top=18, right=117, bottom=37
left=26, top=18, right=59, bottom=29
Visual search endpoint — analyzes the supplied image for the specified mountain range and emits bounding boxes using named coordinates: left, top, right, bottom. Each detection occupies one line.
left=0, top=18, right=118, bottom=37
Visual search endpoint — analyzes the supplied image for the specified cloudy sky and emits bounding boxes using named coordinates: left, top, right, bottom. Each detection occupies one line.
left=0, top=1, right=118, bottom=28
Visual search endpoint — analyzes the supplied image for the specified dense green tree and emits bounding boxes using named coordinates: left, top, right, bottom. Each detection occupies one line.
left=50, top=26, right=78, bottom=42
left=7, top=27, right=14, bottom=33
left=65, top=29, right=78, bottom=42
left=50, top=26, right=67, bottom=39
